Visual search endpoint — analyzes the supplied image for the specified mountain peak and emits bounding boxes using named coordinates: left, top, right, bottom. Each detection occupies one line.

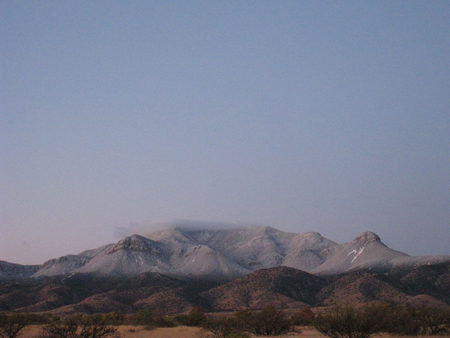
left=3, top=225, right=449, bottom=281
left=353, top=231, right=381, bottom=245
left=108, top=234, right=163, bottom=255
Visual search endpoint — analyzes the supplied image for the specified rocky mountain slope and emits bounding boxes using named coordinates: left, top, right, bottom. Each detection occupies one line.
left=1, top=263, right=449, bottom=314
left=4, top=225, right=448, bottom=280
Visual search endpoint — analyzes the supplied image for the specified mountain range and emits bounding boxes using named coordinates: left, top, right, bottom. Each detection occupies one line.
left=1, top=224, right=449, bottom=314
left=2, top=225, right=449, bottom=280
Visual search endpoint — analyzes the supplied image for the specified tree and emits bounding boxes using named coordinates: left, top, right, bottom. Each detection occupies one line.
left=199, top=317, right=243, bottom=338
left=232, top=309, right=255, bottom=333
left=417, top=307, right=450, bottom=335
left=102, top=312, right=125, bottom=326
left=291, top=307, right=316, bottom=325
left=182, top=307, right=207, bottom=327
left=132, top=309, right=154, bottom=326
left=314, top=306, right=382, bottom=338
left=252, top=305, right=294, bottom=336
left=37, top=314, right=120, bottom=338
left=152, top=311, right=175, bottom=328
left=0, top=314, right=30, bottom=338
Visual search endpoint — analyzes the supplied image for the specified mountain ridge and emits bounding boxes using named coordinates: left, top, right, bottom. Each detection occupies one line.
left=1, top=223, right=450, bottom=314
left=1, top=263, right=449, bottom=314
left=1, top=225, right=449, bottom=281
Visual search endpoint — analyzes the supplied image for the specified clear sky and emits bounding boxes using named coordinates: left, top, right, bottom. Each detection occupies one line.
left=1, top=1, right=449, bottom=265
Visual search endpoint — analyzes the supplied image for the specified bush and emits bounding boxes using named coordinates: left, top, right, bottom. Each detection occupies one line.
left=291, top=307, right=316, bottom=325
left=232, top=309, right=255, bottom=333
left=0, top=313, right=30, bottom=338
left=379, top=304, right=450, bottom=336
left=37, top=314, right=121, bottom=338
left=198, top=317, right=241, bottom=338
left=314, top=305, right=383, bottom=338
left=251, top=305, right=294, bottom=336
left=417, top=307, right=450, bottom=335
left=152, top=312, right=175, bottom=328
left=198, top=306, right=295, bottom=338
left=102, top=312, right=125, bottom=326
left=176, top=307, right=207, bottom=327
left=132, top=309, right=154, bottom=326
left=380, top=304, right=421, bottom=335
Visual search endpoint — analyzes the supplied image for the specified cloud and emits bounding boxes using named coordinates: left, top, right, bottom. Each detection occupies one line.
left=113, top=226, right=131, bottom=239
left=112, top=219, right=261, bottom=239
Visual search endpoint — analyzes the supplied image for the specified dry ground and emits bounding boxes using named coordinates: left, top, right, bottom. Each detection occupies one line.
left=19, top=325, right=448, bottom=338
left=19, top=326, right=314, bottom=337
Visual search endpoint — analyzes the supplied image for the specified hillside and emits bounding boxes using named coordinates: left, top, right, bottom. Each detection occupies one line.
left=1, top=263, right=449, bottom=314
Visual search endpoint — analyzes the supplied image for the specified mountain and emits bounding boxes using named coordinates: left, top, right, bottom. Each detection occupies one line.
left=0, top=272, right=201, bottom=314
left=1, top=224, right=449, bottom=314
left=310, top=231, right=449, bottom=275
left=2, top=225, right=449, bottom=281
left=203, top=264, right=450, bottom=311
left=0, top=260, right=39, bottom=280
left=200, top=266, right=328, bottom=311
left=1, top=263, right=449, bottom=314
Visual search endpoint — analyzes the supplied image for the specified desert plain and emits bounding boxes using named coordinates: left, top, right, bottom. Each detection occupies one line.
left=17, top=325, right=447, bottom=338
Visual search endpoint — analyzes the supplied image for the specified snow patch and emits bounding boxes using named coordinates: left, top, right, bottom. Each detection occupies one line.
left=347, top=246, right=365, bottom=263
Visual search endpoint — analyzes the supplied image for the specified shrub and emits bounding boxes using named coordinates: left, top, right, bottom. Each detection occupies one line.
left=291, top=307, right=316, bottom=325
left=381, top=304, right=421, bottom=335
left=152, top=312, right=175, bottom=328
left=198, top=307, right=295, bottom=338
left=251, top=305, right=294, bottom=336
left=0, top=313, right=30, bottom=338
left=132, top=309, right=154, bottom=326
left=178, top=307, right=207, bottom=327
left=102, top=312, right=125, bottom=326
left=232, top=309, right=255, bottom=333
left=417, top=307, right=450, bottom=335
left=198, top=317, right=240, bottom=338
left=37, top=314, right=121, bottom=338
left=314, top=305, right=382, bottom=338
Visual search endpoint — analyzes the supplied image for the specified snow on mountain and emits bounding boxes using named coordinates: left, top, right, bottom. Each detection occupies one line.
left=33, top=255, right=92, bottom=277
left=147, top=226, right=337, bottom=272
left=309, top=231, right=409, bottom=275
left=309, top=231, right=450, bottom=275
left=2, top=224, right=449, bottom=280
left=74, top=235, right=172, bottom=277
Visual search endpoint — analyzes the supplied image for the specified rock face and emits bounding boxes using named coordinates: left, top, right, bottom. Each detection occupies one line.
left=1, top=225, right=450, bottom=280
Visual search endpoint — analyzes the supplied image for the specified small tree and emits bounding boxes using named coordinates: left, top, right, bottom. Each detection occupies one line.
left=37, top=314, right=120, bottom=338
left=132, top=309, right=154, bottom=327
left=232, top=309, right=255, bottom=333
left=417, top=307, right=450, bottom=335
left=314, top=306, right=382, bottom=338
left=102, top=312, right=125, bottom=326
left=199, top=317, right=244, bottom=338
left=252, top=306, right=294, bottom=336
left=184, top=307, right=207, bottom=327
left=291, top=307, right=316, bottom=325
left=152, top=311, right=175, bottom=328
left=381, top=304, right=420, bottom=335
left=0, top=314, right=30, bottom=338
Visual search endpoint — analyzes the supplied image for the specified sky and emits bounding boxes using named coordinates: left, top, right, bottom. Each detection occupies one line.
left=1, top=1, right=449, bottom=265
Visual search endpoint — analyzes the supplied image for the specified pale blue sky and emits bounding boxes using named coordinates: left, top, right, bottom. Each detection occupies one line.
left=1, top=1, right=449, bottom=264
